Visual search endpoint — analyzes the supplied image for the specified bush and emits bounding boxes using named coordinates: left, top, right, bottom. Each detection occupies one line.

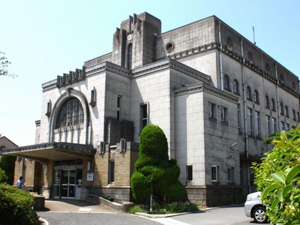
left=0, top=155, right=16, bottom=185
left=0, top=168, right=8, bottom=183
left=131, top=125, right=187, bottom=203
left=0, top=184, right=39, bottom=225
left=128, top=201, right=198, bottom=214
left=253, top=130, right=300, bottom=224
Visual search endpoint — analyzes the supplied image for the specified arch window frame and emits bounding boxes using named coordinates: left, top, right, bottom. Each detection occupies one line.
left=233, top=79, right=239, bottom=95
left=285, top=106, right=289, bottom=118
left=55, top=97, right=84, bottom=129
left=254, top=90, right=259, bottom=104
left=265, top=95, right=269, bottom=109
left=224, top=74, right=230, bottom=91
left=246, top=86, right=252, bottom=101
left=271, top=98, right=276, bottom=111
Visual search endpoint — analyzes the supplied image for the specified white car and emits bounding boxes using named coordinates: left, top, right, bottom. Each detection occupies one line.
left=244, top=191, right=267, bottom=223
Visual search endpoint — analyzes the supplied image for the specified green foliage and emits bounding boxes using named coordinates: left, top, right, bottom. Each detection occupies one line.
left=128, top=201, right=198, bottom=214
left=262, top=126, right=299, bottom=144
left=0, top=168, right=8, bottom=183
left=0, top=184, right=39, bottom=225
left=253, top=129, right=300, bottom=224
left=0, top=155, right=16, bottom=185
left=131, top=125, right=187, bottom=203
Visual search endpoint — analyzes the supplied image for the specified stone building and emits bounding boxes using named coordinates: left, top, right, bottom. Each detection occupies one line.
left=3, top=12, right=299, bottom=206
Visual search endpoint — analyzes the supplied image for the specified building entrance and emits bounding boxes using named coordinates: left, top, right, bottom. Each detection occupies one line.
left=53, top=160, right=83, bottom=199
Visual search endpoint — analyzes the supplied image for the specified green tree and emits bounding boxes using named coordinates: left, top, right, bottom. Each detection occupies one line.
left=253, top=129, right=300, bottom=224
left=131, top=125, right=187, bottom=208
left=0, top=51, right=17, bottom=78
left=0, top=155, right=16, bottom=185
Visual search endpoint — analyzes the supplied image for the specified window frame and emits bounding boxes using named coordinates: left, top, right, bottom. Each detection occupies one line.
left=248, top=108, right=253, bottom=136
left=211, top=165, right=219, bottom=182
left=233, top=79, right=239, bottom=95
left=246, top=86, right=252, bottom=101
left=224, top=75, right=230, bottom=91
left=255, top=111, right=261, bottom=136
left=209, top=102, right=216, bottom=119
left=117, top=95, right=122, bottom=121
left=187, top=165, right=193, bottom=182
left=220, top=106, right=228, bottom=123
left=254, top=90, right=259, bottom=104
left=140, top=103, right=149, bottom=133
left=228, top=167, right=235, bottom=183
left=55, top=97, right=84, bottom=129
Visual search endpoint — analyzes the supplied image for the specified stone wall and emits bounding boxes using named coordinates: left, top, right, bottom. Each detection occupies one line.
left=186, top=185, right=243, bottom=206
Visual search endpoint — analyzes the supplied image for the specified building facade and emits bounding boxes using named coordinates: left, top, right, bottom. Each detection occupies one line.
left=3, top=12, right=299, bottom=206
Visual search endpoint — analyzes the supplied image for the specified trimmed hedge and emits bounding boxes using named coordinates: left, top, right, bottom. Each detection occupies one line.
left=0, top=168, right=8, bottom=183
left=0, top=184, right=39, bottom=225
left=131, top=125, right=187, bottom=202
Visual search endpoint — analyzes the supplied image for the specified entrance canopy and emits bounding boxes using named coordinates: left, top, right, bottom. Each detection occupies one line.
left=3, top=142, right=96, bottom=163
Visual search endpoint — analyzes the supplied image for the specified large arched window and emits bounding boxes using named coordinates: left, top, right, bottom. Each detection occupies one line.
left=127, top=43, right=132, bottom=69
left=56, top=98, right=84, bottom=128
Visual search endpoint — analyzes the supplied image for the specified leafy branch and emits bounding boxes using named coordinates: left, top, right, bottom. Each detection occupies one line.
left=0, top=51, right=17, bottom=78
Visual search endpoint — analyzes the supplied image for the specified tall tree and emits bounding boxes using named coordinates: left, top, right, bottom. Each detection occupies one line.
left=0, top=51, right=17, bottom=78
left=131, top=125, right=187, bottom=209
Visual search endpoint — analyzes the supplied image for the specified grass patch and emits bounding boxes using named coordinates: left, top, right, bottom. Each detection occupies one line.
left=128, top=201, right=199, bottom=214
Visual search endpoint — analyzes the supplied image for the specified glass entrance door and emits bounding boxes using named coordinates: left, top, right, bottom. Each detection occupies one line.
left=53, top=160, right=83, bottom=199
left=61, top=169, right=75, bottom=198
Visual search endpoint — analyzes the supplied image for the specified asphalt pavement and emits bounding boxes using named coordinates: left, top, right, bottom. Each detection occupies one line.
left=37, top=200, right=270, bottom=225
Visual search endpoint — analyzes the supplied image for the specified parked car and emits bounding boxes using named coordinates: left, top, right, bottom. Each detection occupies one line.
left=244, top=191, right=267, bottom=223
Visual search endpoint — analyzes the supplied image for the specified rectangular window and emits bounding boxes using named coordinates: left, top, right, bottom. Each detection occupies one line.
left=212, top=165, right=219, bottom=182
left=281, top=121, right=285, bottom=131
left=187, top=165, right=193, bottom=181
left=287, top=123, right=290, bottom=130
left=272, top=117, right=277, bottom=133
left=117, top=96, right=122, bottom=121
left=297, top=112, right=300, bottom=122
left=228, top=167, right=235, bottom=183
left=209, top=102, right=216, bottom=119
left=221, top=106, right=228, bottom=122
left=247, top=108, right=253, bottom=135
left=140, top=104, right=148, bottom=132
left=266, top=115, right=271, bottom=136
left=237, top=104, right=241, bottom=132
left=109, top=160, right=115, bottom=183
left=255, top=111, right=260, bottom=136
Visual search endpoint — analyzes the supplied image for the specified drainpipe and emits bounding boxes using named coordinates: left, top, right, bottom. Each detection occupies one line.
left=275, top=63, right=281, bottom=131
left=218, top=21, right=224, bottom=91
left=241, top=38, right=250, bottom=193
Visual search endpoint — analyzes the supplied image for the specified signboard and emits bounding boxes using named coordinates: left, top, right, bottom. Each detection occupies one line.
left=87, top=173, right=94, bottom=181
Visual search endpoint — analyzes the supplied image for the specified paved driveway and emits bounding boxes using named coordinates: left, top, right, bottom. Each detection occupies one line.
left=153, top=205, right=270, bottom=225
left=38, top=200, right=161, bottom=225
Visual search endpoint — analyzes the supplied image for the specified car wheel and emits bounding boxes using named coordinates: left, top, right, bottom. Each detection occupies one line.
left=252, top=206, right=267, bottom=223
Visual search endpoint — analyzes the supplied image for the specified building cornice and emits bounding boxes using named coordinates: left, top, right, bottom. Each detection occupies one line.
left=175, top=82, right=239, bottom=103
left=132, top=58, right=211, bottom=84
left=3, top=142, right=96, bottom=155
left=86, top=61, right=131, bottom=78
left=220, top=46, right=300, bottom=98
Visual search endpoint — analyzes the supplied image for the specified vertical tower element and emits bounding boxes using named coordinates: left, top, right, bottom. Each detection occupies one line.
left=112, top=12, right=161, bottom=69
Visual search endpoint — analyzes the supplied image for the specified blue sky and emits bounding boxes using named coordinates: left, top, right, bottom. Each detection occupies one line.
left=1, top=0, right=299, bottom=146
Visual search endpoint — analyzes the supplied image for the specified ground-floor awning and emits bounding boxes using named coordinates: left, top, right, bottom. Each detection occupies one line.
left=2, top=142, right=96, bottom=163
